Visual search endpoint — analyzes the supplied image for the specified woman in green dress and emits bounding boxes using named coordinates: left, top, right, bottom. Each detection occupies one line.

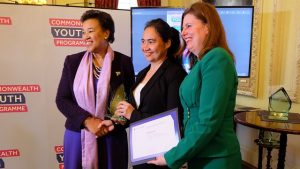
left=148, top=2, right=242, bottom=169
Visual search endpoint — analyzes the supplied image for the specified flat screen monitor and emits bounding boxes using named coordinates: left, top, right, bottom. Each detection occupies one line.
left=131, top=6, right=254, bottom=77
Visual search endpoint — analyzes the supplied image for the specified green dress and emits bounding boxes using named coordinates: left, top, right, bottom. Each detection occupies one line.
left=164, top=47, right=242, bottom=169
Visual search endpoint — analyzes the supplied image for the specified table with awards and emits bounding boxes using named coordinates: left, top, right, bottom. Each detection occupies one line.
left=234, top=111, right=300, bottom=169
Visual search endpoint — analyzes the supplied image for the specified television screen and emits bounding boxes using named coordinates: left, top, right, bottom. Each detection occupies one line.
left=131, top=6, right=254, bottom=77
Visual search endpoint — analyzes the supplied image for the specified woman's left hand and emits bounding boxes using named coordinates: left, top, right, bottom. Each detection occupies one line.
left=147, top=155, right=167, bottom=166
left=115, top=101, right=135, bottom=120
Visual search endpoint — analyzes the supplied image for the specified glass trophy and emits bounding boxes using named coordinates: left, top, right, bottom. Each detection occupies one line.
left=268, top=87, right=292, bottom=121
left=106, top=84, right=127, bottom=124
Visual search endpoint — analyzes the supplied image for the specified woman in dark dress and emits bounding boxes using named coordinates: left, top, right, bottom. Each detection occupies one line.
left=55, top=10, right=135, bottom=169
left=114, top=19, right=187, bottom=169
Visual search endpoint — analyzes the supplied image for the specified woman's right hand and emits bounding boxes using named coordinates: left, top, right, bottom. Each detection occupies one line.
left=96, top=120, right=114, bottom=137
left=84, top=117, right=115, bottom=137
left=84, top=117, right=102, bottom=135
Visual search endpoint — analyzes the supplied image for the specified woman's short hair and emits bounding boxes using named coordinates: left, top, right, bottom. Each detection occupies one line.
left=81, top=10, right=115, bottom=43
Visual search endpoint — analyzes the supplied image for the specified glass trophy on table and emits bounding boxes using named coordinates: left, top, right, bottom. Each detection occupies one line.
left=106, top=84, right=128, bottom=125
left=255, top=87, right=292, bottom=167
left=268, top=87, right=292, bottom=121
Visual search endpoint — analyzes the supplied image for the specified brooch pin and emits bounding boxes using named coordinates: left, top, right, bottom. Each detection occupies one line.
left=116, top=71, right=121, bottom=76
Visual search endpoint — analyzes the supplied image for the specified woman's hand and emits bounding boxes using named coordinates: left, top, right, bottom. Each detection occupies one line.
left=96, top=120, right=114, bottom=137
left=84, top=117, right=114, bottom=137
left=110, top=115, right=127, bottom=125
left=115, top=101, right=135, bottom=120
left=147, top=155, right=167, bottom=166
left=84, top=117, right=102, bottom=135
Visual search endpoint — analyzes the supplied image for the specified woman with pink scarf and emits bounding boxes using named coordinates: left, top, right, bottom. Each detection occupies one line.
left=56, top=10, right=135, bottom=169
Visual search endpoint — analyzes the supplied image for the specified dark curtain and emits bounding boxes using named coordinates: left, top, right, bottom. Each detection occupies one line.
left=95, top=0, right=118, bottom=9
left=137, top=0, right=161, bottom=7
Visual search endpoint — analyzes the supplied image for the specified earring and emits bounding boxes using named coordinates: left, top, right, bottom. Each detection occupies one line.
left=104, top=36, right=107, bottom=40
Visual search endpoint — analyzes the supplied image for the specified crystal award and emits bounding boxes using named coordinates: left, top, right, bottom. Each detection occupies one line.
left=268, top=87, right=292, bottom=121
left=106, top=84, right=127, bottom=124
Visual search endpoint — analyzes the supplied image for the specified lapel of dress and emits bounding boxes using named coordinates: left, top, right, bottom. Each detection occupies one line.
left=138, top=59, right=170, bottom=108
left=110, top=52, right=122, bottom=93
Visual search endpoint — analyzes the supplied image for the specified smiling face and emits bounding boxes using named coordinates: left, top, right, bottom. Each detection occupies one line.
left=181, top=13, right=209, bottom=56
left=141, top=26, right=170, bottom=63
left=82, top=18, right=109, bottom=54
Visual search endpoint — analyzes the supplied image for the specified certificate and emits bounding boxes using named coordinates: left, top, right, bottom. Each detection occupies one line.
left=129, top=108, right=181, bottom=166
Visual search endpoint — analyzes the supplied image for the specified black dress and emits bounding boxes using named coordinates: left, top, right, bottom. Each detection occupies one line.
left=129, top=59, right=187, bottom=169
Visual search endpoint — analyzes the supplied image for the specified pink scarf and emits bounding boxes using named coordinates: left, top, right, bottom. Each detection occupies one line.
left=73, top=46, right=113, bottom=169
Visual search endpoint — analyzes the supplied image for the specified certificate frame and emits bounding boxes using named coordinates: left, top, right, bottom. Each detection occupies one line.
left=129, top=108, right=181, bottom=166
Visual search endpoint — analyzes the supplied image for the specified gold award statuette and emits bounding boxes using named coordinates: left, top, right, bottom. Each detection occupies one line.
left=107, top=84, right=127, bottom=124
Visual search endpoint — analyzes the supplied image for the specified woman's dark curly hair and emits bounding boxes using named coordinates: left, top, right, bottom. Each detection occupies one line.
left=81, top=9, right=115, bottom=43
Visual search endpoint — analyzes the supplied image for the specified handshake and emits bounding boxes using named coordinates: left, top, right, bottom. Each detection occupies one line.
left=84, top=117, right=115, bottom=138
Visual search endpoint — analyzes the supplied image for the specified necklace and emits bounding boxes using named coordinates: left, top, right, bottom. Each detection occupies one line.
left=93, top=58, right=102, bottom=79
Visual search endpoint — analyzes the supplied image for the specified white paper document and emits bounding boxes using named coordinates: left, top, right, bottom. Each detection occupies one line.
left=129, top=108, right=181, bottom=165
